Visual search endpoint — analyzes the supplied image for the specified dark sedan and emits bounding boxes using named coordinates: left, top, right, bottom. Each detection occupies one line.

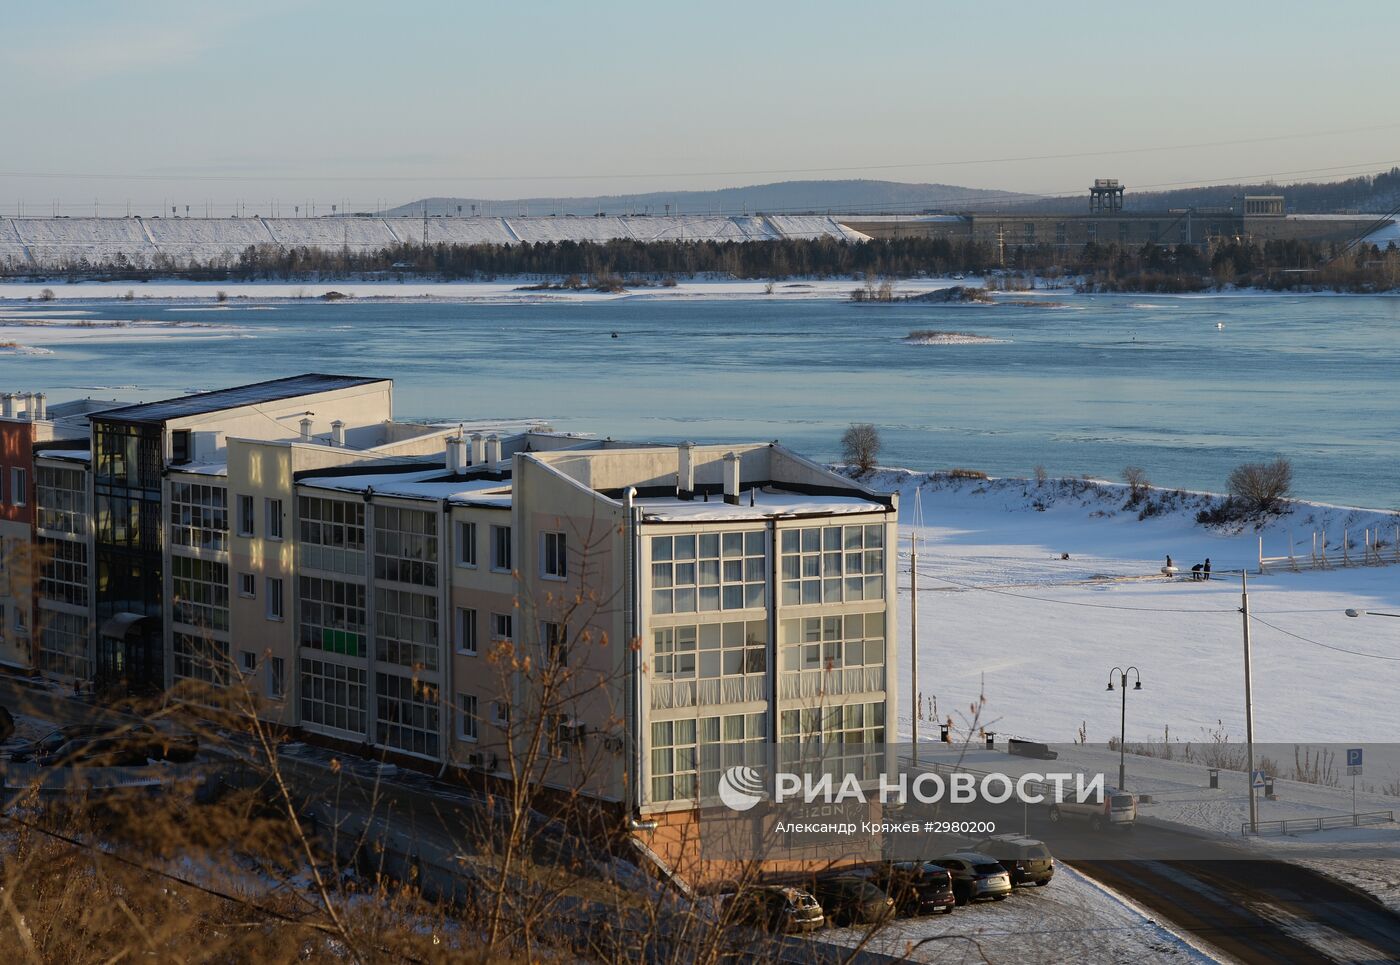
left=871, top=861, right=956, bottom=915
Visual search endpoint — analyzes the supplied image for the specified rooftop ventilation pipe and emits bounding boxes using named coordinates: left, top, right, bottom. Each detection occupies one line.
left=330, top=420, right=345, bottom=448
left=21, top=392, right=34, bottom=421
left=299, top=417, right=313, bottom=442
left=470, top=432, right=485, bottom=466
left=485, top=434, right=502, bottom=465
left=33, top=393, right=46, bottom=421
left=678, top=441, right=695, bottom=500
left=723, top=451, right=741, bottom=505
left=1, top=394, right=13, bottom=419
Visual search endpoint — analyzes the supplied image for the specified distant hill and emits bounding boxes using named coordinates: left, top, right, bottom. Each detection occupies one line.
left=384, top=179, right=1032, bottom=218
left=1003, top=167, right=1400, bottom=215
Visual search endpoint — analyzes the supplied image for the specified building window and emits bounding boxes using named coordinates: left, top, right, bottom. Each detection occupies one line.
left=1023, top=222, right=1035, bottom=244
left=455, top=521, right=477, bottom=567
left=266, top=498, right=284, bottom=541
left=269, top=657, right=285, bottom=699
left=36, top=466, right=85, bottom=534
left=170, top=430, right=191, bottom=464
left=490, top=612, right=513, bottom=643
left=266, top=577, right=284, bottom=621
left=37, top=611, right=89, bottom=679
left=13, top=607, right=25, bottom=633
left=299, top=576, right=366, bottom=656
left=375, top=671, right=440, bottom=758
left=237, top=495, right=255, bottom=537
left=780, top=612, right=886, bottom=673
left=298, top=496, right=365, bottom=574
left=300, top=656, right=367, bottom=735
left=10, top=468, right=26, bottom=506
left=374, top=506, right=438, bottom=586
left=542, top=531, right=567, bottom=579
left=37, top=537, right=88, bottom=607
left=654, top=619, right=767, bottom=680
left=780, top=701, right=886, bottom=747
left=651, top=531, right=765, bottom=615
left=696, top=713, right=767, bottom=797
left=170, top=482, right=228, bottom=551
left=240, top=650, right=257, bottom=675
left=651, top=718, right=697, bottom=802
left=375, top=587, right=439, bottom=671
left=780, top=523, right=884, bottom=606
left=239, top=572, right=256, bottom=597
left=1086, top=222, right=1098, bottom=243
left=173, top=633, right=230, bottom=686
left=458, top=693, right=478, bottom=741
left=1055, top=222, right=1067, bottom=245
left=491, top=700, right=510, bottom=727
left=171, top=555, right=230, bottom=632
left=490, top=525, right=512, bottom=572
left=1118, top=221, right=1130, bottom=243
left=456, top=606, right=477, bottom=655
left=541, top=620, right=566, bottom=666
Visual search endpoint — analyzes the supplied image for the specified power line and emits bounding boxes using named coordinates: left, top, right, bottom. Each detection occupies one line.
left=1248, top=614, right=1400, bottom=662
left=917, top=571, right=1238, bottom=614
left=3, top=123, right=1399, bottom=185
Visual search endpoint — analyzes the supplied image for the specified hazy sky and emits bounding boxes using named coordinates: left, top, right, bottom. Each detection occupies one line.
left=2, top=0, right=1398, bottom=214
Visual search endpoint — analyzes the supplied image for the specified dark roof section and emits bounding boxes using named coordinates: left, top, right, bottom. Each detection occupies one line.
left=94, top=374, right=388, bottom=425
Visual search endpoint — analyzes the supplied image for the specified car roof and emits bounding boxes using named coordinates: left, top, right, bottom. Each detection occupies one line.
left=940, top=851, right=999, bottom=863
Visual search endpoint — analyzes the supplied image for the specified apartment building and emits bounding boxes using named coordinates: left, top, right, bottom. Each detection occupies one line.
left=7, top=375, right=899, bottom=868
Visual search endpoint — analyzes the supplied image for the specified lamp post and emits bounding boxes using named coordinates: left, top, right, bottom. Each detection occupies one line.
left=1106, top=666, right=1142, bottom=789
left=1344, top=609, right=1400, bottom=618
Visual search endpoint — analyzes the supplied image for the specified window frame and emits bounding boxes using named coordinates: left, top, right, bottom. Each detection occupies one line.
left=455, top=520, right=477, bottom=568
left=237, top=494, right=255, bottom=537
left=456, top=606, right=478, bottom=656
left=266, top=577, right=285, bottom=621
left=266, top=497, right=284, bottom=541
left=541, top=530, right=567, bottom=580
left=490, top=524, right=512, bottom=572
left=458, top=693, right=478, bottom=742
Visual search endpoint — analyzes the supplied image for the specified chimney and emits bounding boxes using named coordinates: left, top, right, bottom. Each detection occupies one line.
left=1, top=394, right=12, bottom=419
left=678, top=441, right=695, bottom=500
left=470, top=432, right=485, bottom=466
left=299, top=417, right=313, bottom=442
left=446, top=435, right=468, bottom=475
left=723, top=451, right=741, bottom=505
left=33, top=392, right=46, bottom=421
left=330, top=420, right=345, bottom=448
left=485, top=434, right=502, bottom=465
left=21, top=392, right=34, bottom=421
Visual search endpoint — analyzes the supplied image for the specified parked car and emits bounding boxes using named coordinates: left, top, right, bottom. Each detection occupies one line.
left=871, top=861, right=956, bottom=915
left=810, top=876, right=895, bottom=927
left=1048, top=786, right=1136, bottom=831
left=725, top=885, right=825, bottom=934
left=50, top=734, right=157, bottom=768
left=1007, top=737, right=1058, bottom=760
left=9, top=722, right=198, bottom=766
left=933, top=852, right=1013, bottom=905
left=973, top=834, right=1055, bottom=887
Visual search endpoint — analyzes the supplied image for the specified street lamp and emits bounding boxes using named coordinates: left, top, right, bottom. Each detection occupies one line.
left=1106, top=667, right=1142, bottom=789
left=1344, top=609, right=1400, bottom=618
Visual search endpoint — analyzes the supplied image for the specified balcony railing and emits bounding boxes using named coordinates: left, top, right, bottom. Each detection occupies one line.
left=649, top=674, right=766, bottom=710
left=779, top=666, right=885, bottom=701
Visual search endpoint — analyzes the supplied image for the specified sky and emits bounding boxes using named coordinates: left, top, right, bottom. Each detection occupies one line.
left=1, top=0, right=1398, bottom=216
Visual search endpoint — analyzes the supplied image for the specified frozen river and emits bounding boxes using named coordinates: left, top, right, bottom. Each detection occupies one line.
left=1, top=286, right=1397, bottom=507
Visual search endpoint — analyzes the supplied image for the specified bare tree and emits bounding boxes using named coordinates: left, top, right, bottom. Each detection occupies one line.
left=1227, top=457, right=1293, bottom=512
left=841, top=424, right=881, bottom=474
left=1121, top=465, right=1149, bottom=493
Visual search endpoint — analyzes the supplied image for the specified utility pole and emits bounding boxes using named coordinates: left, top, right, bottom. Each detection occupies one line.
left=1241, top=571, right=1258, bottom=832
left=910, top=485, right=920, bottom=764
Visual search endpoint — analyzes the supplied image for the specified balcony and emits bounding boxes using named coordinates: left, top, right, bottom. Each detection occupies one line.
left=649, top=675, right=766, bottom=710
left=779, top=666, right=885, bottom=701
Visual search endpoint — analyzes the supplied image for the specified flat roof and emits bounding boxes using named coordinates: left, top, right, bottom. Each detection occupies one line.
left=299, top=466, right=512, bottom=507
left=94, top=374, right=388, bottom=425
left=637, top=489, right=886, bottom=522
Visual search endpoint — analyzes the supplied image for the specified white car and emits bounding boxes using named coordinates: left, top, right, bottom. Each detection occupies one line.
left=1048, top=786, right=1137, bottom=831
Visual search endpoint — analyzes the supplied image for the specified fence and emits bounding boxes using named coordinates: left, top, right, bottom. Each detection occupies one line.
left=1258, top=525, right=1400, bottom=573
left=1242, top=809, right=1395, bottom=836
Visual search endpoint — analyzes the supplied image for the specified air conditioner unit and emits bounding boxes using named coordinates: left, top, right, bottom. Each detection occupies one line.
left=466, top=751, right=499, bottom=771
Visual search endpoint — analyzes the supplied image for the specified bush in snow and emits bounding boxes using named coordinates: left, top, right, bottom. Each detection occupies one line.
left=1227, top=457, right=1293, bottom=513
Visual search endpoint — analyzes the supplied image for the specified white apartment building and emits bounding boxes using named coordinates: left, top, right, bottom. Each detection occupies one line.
left=8, top=376, right=898, bottom=868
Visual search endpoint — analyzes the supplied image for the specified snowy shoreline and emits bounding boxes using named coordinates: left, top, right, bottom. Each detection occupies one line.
left=0, top=276, right=1394, bottom=304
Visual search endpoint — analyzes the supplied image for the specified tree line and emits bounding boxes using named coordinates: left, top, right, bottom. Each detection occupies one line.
left=7, top=235, right=1397, bottom=292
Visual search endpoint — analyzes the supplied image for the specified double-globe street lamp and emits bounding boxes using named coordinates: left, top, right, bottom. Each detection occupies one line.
left=1106, top=667, right=1143, bottom=790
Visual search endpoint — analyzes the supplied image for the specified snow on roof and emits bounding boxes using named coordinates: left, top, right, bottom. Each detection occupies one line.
left=298, top=466, right=512, bottom=506
left=636, top=489, right=886, bottom=522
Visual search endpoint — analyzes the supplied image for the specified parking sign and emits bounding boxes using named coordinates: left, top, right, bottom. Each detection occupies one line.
left=1346, top=748, right=1363, bottom=776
